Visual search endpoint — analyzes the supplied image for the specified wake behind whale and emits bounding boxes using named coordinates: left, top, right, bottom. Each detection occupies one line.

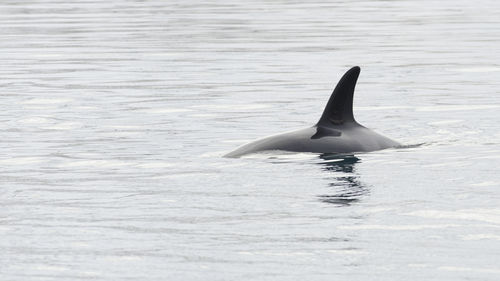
left=225, top=66, right=400, bottom=158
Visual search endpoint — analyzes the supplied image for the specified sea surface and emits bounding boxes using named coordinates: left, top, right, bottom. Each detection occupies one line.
left=1, top=0, right=500, bottom=280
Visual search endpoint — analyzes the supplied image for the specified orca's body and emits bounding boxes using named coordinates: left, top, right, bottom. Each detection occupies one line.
left=225, top=66, right=400, bottom=158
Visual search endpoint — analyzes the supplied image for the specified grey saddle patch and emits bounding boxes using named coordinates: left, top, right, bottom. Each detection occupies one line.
left=311, top=126, right=341, bottom=139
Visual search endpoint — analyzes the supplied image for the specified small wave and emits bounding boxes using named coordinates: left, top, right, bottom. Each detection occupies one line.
left=395, top=143, right=426, bottom=149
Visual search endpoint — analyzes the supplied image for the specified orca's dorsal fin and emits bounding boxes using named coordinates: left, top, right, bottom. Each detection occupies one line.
left=317, top=66, right=360, bottom=126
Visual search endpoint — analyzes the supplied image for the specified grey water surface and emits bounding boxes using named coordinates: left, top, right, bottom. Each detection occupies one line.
left=1, top=0, right=500, bottom=280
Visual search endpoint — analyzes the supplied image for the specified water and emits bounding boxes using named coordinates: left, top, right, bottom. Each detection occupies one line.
left=1, top=0, right=500, bottom=280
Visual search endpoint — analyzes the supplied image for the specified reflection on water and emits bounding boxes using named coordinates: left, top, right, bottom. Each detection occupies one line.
left=317, top=154, right=369, bottom=206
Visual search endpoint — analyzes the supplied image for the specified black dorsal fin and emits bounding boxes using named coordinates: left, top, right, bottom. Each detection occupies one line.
left=317, top=66, right=360, bottom=126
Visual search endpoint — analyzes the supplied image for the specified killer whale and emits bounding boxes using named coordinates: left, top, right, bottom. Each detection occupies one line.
left=224, top=66, right=400, bottom=158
